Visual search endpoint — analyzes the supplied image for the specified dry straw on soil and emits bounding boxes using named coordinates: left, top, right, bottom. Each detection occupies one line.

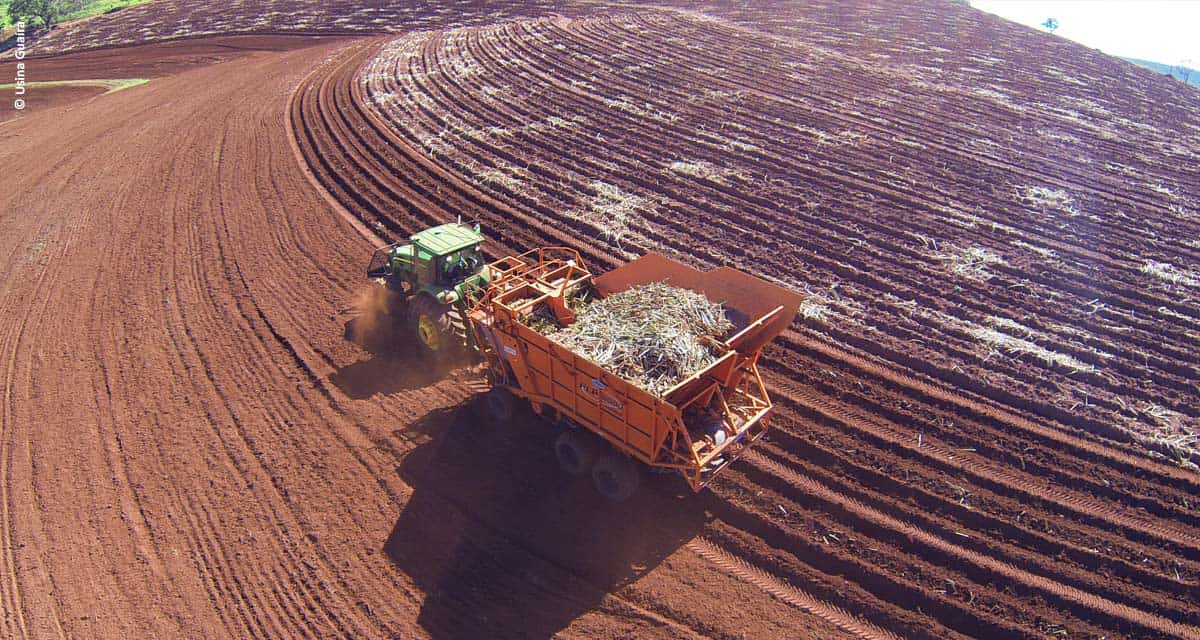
left=576, top=181, right=644, bottom=247
left=935, top=244, right=1005, bottom=281
left=535, top=282, right=732, bottom=396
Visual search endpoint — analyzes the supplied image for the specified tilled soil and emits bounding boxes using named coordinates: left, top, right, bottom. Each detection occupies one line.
left=1, top=84, right=104, bottom=122
left=292, top=8, right=1200, bottom=640
left=3, top=2, right=1199, bottom=640
left=0, top=35, right=856, bottom=640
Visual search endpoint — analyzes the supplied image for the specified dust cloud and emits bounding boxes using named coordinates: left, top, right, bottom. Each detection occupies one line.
left=346, top=284, right=399, bottom=352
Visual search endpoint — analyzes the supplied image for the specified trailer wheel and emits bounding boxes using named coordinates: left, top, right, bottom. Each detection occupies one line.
left=591, top=453, right=640, bottom=502
left=485, top=387, right=515, bottom=424
left=554, top=430, right=599, bottom=477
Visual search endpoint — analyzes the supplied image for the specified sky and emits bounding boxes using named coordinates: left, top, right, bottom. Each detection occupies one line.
left=970, top=1, right=1199, bottom=67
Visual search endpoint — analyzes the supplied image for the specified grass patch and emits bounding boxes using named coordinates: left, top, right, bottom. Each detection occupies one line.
left=0, top=78, right=149, bottom=93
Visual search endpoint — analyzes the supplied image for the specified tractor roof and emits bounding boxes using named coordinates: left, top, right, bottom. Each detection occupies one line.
left=410, top=222, right=482, bottom=255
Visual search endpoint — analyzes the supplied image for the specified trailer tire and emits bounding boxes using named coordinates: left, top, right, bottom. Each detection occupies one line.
left=485, top=387, right=515, bottom=424
left=592, top=453, right=640, bottom=502
left=554, top=430, right=599, bottom=477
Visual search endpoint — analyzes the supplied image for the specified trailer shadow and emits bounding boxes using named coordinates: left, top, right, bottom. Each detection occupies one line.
left=385, top=398, right=707, bottom=639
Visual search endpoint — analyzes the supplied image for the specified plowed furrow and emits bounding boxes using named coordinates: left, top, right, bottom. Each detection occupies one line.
left=524, top=16, right=1200, bottom=356
left=537, top=15, right=1200, bottom=348
left=749, top=434, right=1200, bottom=618
left=754, top=427, right=1200, bottom=608
left=403, top=14, right=1200, bottom=411
left=764, top=363, right=1200, bottom=553
left=710, top=473, right=1048, bottom=639
left=616, top=14, right=1200, bottom=247
left=762, top=373, right=1200, bottom=574
left=1, top=243, right=47, bottom=640
left=782, top=333, right=1200, bottom=502
left=270, top=8, right=1200, bottom=640
left=171, top=132, right=376, bottom=638
left=738, top=452, right=1199, bottom=638
left=554, top=15, right=1200, bottom=279
left=640, top=13, right=1200, bottom=239
left=686, top=538, right=901, bottom=640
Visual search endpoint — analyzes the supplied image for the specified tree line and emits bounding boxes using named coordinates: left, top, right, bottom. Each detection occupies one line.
left=7, top=0, right=85, bottom=31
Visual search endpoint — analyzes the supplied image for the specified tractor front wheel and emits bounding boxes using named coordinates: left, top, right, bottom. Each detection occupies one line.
left=408, top=295, right=465, bottom=356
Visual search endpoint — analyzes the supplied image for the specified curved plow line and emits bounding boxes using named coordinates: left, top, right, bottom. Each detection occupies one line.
left=1, top=323, right=30, bottom=640
left=285, top=39, right=387, bottom=249
left=744, top=451, right=1200, bottom=639
left=687, top=538, right=902, bottom=640
left=1, top=224, right=75, bottom=639
left=617, top=13, right=1195, bottom=261
left=547, top=15, right=1200, bottom=343
left=791, top=334, right=1200, bottom=521
left=362, top=13, right=1190, bottom=473
left=769, top=369, right=1200, bottom=556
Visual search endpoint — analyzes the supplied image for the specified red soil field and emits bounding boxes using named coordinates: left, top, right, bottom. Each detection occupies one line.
left=3, top=1, right=1199, bottom=639
left=0, top=32, right=858, bottom=640
left=0, top=84, right=104, bottom=122
left=16, top=0, right=627, bottom=55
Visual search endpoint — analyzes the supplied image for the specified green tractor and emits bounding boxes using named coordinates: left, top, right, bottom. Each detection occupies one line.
left=366, top=221, right=490, bottom=355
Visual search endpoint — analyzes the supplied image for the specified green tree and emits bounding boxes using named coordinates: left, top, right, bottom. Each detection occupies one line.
left=6, top=0, right=79, bottom=31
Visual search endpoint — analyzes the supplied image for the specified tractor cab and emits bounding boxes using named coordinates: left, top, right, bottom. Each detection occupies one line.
left=364, top=221, right=489, bottom=355
left=367, top=221, right=485, bottom=285
left=436, top=244, right=484, bottom=285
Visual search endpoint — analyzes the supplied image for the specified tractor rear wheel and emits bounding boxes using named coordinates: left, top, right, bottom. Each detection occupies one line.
left=555, top=429, right=599, bottom=477
left=408, top=295, right=466, bottom=356
left=591, top=452, right=641, bottom=502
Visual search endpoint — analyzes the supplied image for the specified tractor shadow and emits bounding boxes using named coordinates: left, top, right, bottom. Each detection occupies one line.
left=385, top=398, right=707, bottom=640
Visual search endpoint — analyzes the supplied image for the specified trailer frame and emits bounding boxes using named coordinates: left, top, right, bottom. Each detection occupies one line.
left=465, top=248, right=801, bottom=492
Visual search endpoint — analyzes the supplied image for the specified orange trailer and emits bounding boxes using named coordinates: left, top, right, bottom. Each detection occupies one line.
left=466, top=248, right=802, bottom=499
